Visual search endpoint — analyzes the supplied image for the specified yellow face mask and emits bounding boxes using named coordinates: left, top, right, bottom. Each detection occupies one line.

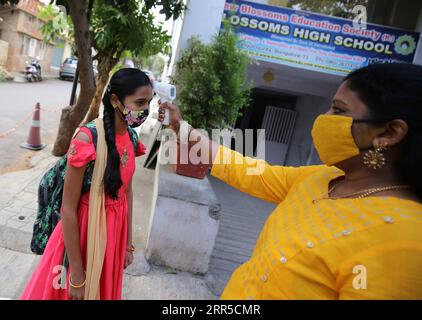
left=311, top=114, right=360, bottom=166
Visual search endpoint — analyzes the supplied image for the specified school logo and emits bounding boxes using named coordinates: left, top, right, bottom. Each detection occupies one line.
left=394, top=35, right=417, bottom=56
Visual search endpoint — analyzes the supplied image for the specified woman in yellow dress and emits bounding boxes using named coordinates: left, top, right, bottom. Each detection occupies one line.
left=157, top=63, right=422, bottom=299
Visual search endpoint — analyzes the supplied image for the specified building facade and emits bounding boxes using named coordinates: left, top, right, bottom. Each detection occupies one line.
left=167, top=0, right=422, bottom=167
left=0, top=0, right=72, bottom=75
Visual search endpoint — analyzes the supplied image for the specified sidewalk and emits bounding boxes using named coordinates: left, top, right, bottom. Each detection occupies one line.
left=0, top=145, right=217, bottom=300
left=9, top=72, right=59, bottom=83
left=0, top=246, right=216, bottom=299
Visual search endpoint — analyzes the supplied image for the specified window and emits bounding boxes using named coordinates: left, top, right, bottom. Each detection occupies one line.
left=28, top=38, right=36, bottom=57
left=64, top=58, right=78, bottom=65
left=21, top=35, right=30, bottom=55
left=21, top=35, right=37, bottom=57
left=38, top=42, right=46, bottom=60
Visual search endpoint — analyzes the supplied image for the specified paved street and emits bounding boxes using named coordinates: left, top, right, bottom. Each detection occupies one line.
left=0, top=78, right=78, bottom=173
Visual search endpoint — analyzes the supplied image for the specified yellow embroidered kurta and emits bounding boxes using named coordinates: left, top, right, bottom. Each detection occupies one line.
left=211, top=145, right=422, bottom=300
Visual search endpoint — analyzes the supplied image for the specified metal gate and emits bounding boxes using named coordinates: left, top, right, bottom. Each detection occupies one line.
left=51, top=40, right=65, bottom=68
left=258, top=106, right=297, bottom=165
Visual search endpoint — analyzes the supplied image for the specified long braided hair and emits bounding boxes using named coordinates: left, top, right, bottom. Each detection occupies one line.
left=102, top=68, right=152, bottom=199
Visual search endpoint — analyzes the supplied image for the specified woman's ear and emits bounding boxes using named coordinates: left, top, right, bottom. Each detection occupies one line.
left=373, top=119, right=408, bottom=147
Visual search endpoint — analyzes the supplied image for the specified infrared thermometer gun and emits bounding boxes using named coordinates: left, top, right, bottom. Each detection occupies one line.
left=153, top=82, right=176, bottom=126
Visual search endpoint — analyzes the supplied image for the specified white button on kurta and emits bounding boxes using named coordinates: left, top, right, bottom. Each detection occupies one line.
left=383, top=216, right=394, bottom=224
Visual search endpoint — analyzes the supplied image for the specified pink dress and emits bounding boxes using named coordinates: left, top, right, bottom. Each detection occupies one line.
left=20, top=127, right=146, bottom=300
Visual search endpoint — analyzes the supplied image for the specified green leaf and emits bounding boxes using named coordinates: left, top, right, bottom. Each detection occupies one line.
left=172, top=28, right=251, bottom=135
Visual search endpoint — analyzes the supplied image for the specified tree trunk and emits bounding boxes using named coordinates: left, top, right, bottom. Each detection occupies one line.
left=85, top=54, right=119, bottom=122
left=52, top=0, right=96, bottom=156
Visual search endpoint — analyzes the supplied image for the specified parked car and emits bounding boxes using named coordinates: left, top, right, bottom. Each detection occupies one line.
left=59, top=57, right=98, bottom=80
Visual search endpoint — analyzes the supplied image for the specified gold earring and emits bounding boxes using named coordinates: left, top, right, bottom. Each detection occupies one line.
left=363, top=143, right=388, bottom=170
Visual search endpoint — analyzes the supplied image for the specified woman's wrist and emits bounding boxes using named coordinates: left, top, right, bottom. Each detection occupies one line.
left=177, top=120, right=192, bottom=142
left=171, top=121, right=181, bottom=137
left=126, top=244, right=135, bottom=253
left=71, top=267, right=85, bottom=278
left=69, top=271, right=86, bottom=288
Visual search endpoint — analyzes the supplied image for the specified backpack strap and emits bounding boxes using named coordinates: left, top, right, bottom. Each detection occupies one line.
left=128, top=126, right=139, bottom=152
left=79, top=120, right=138, bottom=152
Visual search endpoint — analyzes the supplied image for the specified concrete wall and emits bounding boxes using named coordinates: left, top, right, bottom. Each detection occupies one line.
left=0, top=9, right=19, bottom=71
left=0, top=9, right=55, bottom=74
left=145, top=142, right=221, bottom=274
left=285, top=95, right=330, bottom=166
left=0, top=40, right=8, bottom=66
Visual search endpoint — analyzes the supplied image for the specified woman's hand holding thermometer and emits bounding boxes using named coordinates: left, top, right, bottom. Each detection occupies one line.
left=154, top=82, right=176, bottom=126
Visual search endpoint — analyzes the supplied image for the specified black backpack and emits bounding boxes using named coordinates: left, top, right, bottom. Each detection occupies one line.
left=30, top=121, right=139, bottom=255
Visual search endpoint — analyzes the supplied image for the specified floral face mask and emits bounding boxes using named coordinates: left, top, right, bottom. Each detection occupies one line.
left=116, top=99, right=149, bottom=128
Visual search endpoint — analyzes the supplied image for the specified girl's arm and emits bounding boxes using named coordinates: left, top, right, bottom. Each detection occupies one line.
left=124, top=179, right=134, bottom=269
left=126, top=179, right=133, bottom=249
left=61, top=132, right=90, bottom=299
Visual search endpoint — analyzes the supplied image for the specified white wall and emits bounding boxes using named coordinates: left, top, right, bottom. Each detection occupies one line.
left=169, top=0, right=226, bottom=76
left=163, top=1, right=187, bottom=80
left=247, top=60, right=341, bottom=98
left=169, top=0, right=278, bottom=75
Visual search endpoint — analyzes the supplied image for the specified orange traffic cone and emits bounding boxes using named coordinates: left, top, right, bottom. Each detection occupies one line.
left=20, top=102, right=46, bottom=151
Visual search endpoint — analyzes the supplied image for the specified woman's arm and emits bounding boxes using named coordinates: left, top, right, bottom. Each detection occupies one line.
left=61, top=132, right=90, bottom=299
left=157, top=101, right=323, bottom=203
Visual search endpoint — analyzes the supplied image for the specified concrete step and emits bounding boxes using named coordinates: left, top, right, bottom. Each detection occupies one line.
left=0, top=247, right=41, bottom=299
left=0, top=225, right=33, bottom=255
left=123, top=268, right=217, bottom=300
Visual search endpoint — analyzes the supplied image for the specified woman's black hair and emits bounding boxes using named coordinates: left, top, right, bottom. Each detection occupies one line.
left=102, top=68, right=152, bottom=199
left=344, top=63, right=422, bottom=198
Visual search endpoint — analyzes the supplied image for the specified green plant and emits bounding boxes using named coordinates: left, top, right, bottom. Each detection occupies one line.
left=172, top=27, right=251, bottom=135
left=38, top=2, right=74, bottom=49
